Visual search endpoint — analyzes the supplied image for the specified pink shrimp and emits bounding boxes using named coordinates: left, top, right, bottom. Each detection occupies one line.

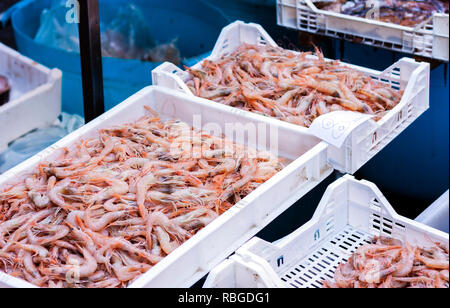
left=47, top=178, right=77, bottom=211
left=84, top=205, right=128, bottom=232
left=136, top=174, right=156, bottom=219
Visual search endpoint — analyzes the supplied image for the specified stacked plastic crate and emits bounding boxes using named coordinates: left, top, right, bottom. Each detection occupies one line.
left=0, top=20, right=446, bottom=288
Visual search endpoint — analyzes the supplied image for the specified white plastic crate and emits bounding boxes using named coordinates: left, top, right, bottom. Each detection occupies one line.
left=416, top=190, right=449, bottom=233
left=0, top=43, right=62, bottom=153
left=152, top=21, right=430, bottom=174
left=0, top=86, right=334, bottom=288
left=204, top=175, right=450, bottom=288
left=277, top=0, right=449, bottom=61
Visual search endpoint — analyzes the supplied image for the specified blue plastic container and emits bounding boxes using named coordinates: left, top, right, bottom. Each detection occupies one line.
left=11, top=0, right=229, bottom=116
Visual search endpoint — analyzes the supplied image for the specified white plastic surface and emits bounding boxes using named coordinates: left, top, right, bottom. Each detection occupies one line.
left=0, top=43, right=62, bottom=153
left=204, top=175, right=450, bottom=288
left=277, top=0, right=449, bottom=61
left=152, top=21, right=431, bottom=174
left=0, top=86, right=334, bottom=288
left=416, top=190, right=449, bottom=233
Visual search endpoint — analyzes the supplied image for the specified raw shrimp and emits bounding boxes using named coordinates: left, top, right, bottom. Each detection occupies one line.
left=136, top=174, right=156, bottom=219
left=27, top=225, right=70, bottom=245
left=0, top=107, right=282, bottom=288
left=186, top=44, right=404, bottom=128
left=324, top=237, right=449, bottom=288
left=391, top=243, right=415, bottom=277
left=416, top=249, right=449, bottom=270
left=84, top=206, right=128, bottom=232
left=85, top=175, right=129, bottom=204
left=334, top=258, right=357, bottom=288
left=11, top=243, right=49, bottom=258
left=172, top=208, right=219, bottom=231
left=146, top=212, right=189, bottom=251
left=0, top=213, right=34, bottom=248
left=111, top=256, right=151, bottom=282
left=47, top=178, right=77, bottom=211
left=45, top=247, right=98, bottom=279
left=154, top=226, right=180, bottom=255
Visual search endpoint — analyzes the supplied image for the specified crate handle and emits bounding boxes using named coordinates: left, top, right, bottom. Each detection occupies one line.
left=152, top=62, right=193, bottom=96
left=211, top=21, right=278, bottom=59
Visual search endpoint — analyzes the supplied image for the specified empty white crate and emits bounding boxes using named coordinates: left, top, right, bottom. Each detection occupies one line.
left=0, top=43, right=62, bottom=153
left=204, top=175, right=449, bottom=288
left=0, top=86, right=334, bottom=288
left=277, top=0, right=449, bottom=61
left=152, top=21, right=430, bottom=174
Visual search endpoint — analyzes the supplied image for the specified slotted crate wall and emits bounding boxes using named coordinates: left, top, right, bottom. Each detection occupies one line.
left=204, top=175, right=449, bottom=288
left=153, top=21, right=430, bottom=175
left=277, top=0, right=449, bottom=61
left=280, top=225, right=373, bottom=288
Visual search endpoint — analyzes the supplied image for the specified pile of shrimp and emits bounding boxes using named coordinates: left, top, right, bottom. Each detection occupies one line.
left=186, top=44, right=404, bottom=128
left=0, top=106, right=283, bottom=288
left=323, top=236, right=449, bottom=288
left=318, top=0, right=449, bottom=27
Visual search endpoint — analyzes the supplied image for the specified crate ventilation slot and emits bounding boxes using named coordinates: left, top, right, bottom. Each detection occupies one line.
left=371, top=213, right=394, bottom=236
left=280, top=225, right=372, bottom=288
left=258, top=36, right=268, bottom=46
